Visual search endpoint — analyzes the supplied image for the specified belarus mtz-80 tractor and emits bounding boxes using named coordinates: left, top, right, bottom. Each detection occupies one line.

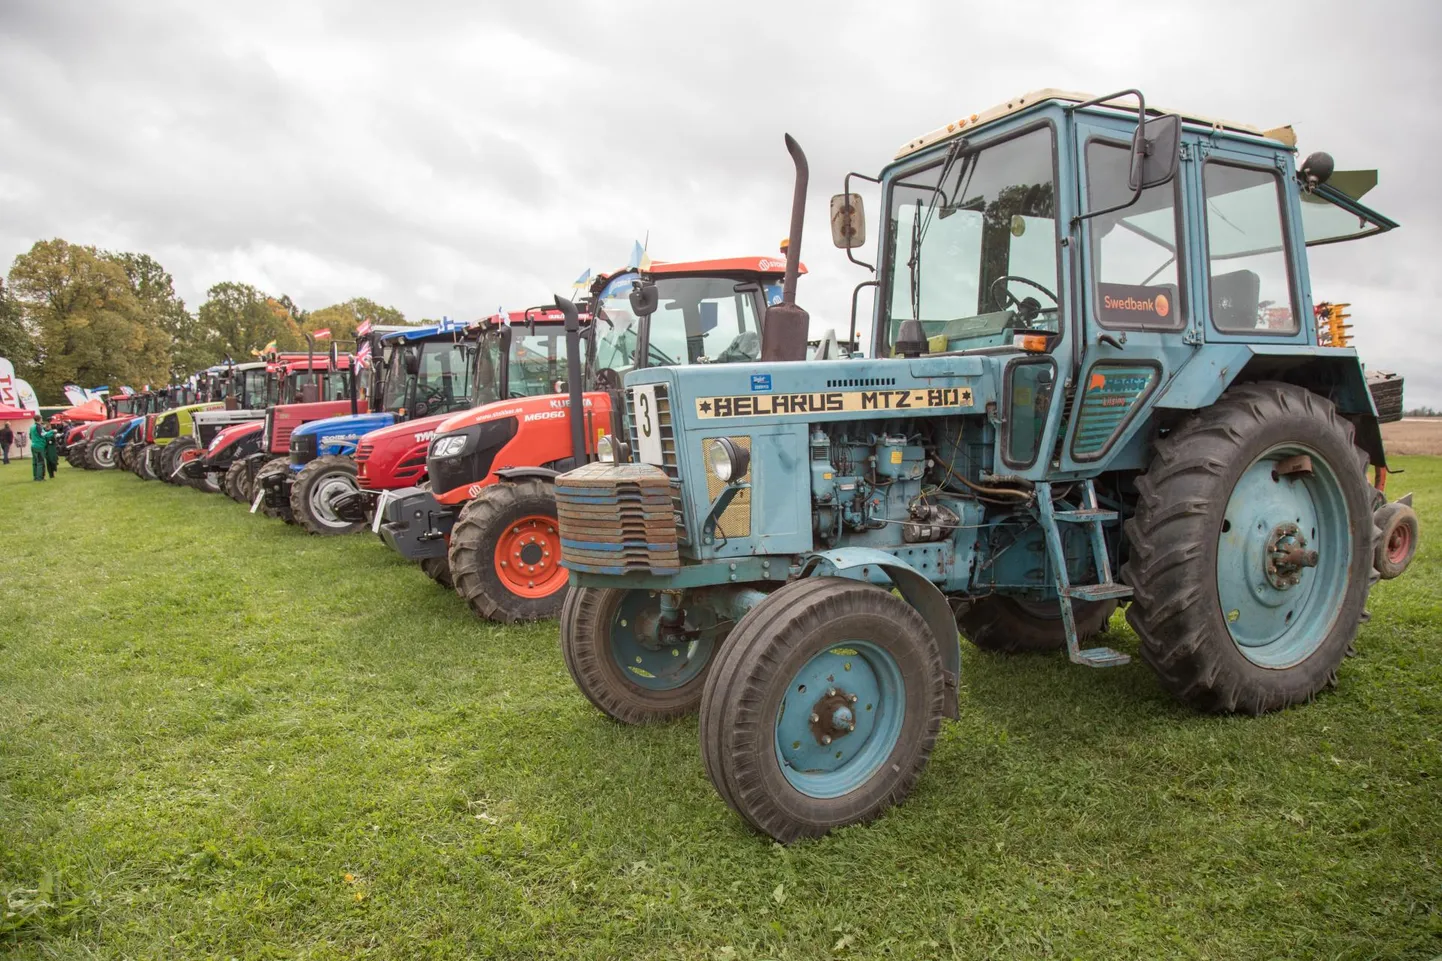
left=379, top=257, right=799, bottom=621
left=554, top=89, right=1418, bottom=842
left=275, top=321, right=477, bottom=535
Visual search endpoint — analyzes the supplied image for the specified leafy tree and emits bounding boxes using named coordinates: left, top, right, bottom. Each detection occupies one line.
left=106, top=251, right=212, bottom=380
left=7, top=239, right=170, bottom=400
left=0, top=278, right=36, bottom=373
left=197, top=282, right=306, bottom=359
left=305, top=297, right=408, bottom=345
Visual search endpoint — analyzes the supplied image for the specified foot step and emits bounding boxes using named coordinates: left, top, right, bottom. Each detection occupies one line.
left=1063, top=583, right=1133, bottom=602
left=1073, top=647, right=1131, bottom=668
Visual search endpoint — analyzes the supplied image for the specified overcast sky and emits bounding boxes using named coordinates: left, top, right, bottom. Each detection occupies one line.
left=2, top=0, right=1439, bottom=403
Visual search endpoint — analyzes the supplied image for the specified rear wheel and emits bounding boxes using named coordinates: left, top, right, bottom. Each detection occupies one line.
left=85, top=438, right=116, bottom=470
left=224, top=461, right=250, bottom=503
left=420, top=555, right=454, bottom=590
left=560, top=588, right=720, bottom=724
left=291, top=455, right=363, bottom=535
left=134, top=445, right=158, bottom=481
left=448, top=479, right=567, bottom=622
left=699, top=578, right=945, bottom=843
left=956, top=595, right=1117, bottom=653
left=1123, top=382, right=1374, bottom=715
left=252, top=457, right=295, bottom=522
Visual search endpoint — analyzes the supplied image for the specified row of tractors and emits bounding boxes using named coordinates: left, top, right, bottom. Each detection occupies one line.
left=68, top=88, right=1423, bottom=844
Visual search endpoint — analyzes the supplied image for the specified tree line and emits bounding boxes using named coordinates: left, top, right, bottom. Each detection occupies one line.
left=0, top=239, right=409, bottom=404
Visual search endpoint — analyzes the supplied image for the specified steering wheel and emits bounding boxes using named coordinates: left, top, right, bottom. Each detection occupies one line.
left=414, top=382, right=448, bottom=415
left=594, top=368, right=621, bottom=391
left=989, top=275, right=1059, bottom=323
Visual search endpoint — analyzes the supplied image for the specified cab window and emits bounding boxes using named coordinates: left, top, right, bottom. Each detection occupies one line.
left=1086, top=140, right=1185, bottom=330
left=1203, top=162, right=1297, bottom=333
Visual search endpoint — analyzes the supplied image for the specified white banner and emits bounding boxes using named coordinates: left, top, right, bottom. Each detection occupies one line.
left=0, top=358, right=37, bottom=410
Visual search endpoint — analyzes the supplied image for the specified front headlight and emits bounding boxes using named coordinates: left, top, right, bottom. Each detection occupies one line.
left=707, top=437, right=749, bottom=484
left=597, top=434, right=617, bottom=463
left=431, top=434, right=468, bottom=458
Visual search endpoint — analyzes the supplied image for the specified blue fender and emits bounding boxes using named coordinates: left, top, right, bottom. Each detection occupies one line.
left=800, top=547, right=960, bottom=720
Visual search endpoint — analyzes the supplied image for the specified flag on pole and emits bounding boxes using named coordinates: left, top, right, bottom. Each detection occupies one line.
left=571, top=268, right=592, bottom=289
left=312, top=329, right=332, bottom=340
left=628, top=241, right=645, bottom=269
left=356, top=319, right=374, bottom=337
left=250, top=339, right=278, bottom=357
left=356, top=341, right=372, bottom=369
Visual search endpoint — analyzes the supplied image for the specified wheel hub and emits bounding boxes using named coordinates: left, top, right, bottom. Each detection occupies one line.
left=808, top=688, right=858, bottom=745
left=1264, top=523, right=1319, bottom=589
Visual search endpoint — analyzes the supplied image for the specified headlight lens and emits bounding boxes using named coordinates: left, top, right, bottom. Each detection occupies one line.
left=431, top=434, right=468, bottom=458
left=597, top=434, right=616, bottom=463
left=707, top=437, right=749, bottom=483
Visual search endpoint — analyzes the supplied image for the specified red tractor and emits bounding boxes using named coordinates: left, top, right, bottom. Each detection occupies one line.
left=377, top=256, right=797, bottom=621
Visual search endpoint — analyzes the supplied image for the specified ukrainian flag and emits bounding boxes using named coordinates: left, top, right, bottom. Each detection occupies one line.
left=572, top=268, right=592, bottom=289
left=628, top=241, right=651, bottom=271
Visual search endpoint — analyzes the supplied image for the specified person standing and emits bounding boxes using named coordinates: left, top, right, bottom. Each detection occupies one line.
left=0, top=422, right=12, bottom=465
left=28, top=415, right=48, bottom=481
left=43, top=421, right=59, bottom=478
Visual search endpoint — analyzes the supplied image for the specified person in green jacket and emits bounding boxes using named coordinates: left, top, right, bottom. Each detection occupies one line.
left=29, top=415, right=48, bottom=481
left=43, top=421, right=59, bottom=478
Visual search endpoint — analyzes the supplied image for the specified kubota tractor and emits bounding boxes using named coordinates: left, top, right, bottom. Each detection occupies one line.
left=379, top=256, right=800, bottom=621
left=554, top=90, right=1418, bottom=842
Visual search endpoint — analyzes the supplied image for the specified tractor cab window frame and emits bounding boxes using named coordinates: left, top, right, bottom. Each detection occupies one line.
left=1001, top=355, right=1058, bottom=468
left=1202, top=160, right=1299, bottom=336
left=875, top=120, right=1062, bottom=358
left=1084, top=137, right=1188, bottom=331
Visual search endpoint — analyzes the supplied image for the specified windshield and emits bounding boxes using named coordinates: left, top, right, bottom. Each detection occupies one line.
left=384, top=340, right=474, bottom=417
left=282, top=369, right=351, bottom=404
left=509, top=326, right=573, bottom=398
left=594, top=273, right=762, bottom=374
left=882, top=125, right=1059, bottom=354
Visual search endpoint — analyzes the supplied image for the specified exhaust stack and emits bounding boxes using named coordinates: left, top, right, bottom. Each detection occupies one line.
left=760, top=134, right=811, bottom=363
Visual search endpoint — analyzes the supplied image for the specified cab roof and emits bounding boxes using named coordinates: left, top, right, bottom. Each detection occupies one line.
left=895, top=88, right=1272, bottom=160
left=644, top=256, right=805, bottom=276
left=381, top=318, right=471, bottom=342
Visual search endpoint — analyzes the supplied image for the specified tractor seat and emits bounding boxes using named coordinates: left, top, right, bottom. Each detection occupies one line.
left=1210, top=270, right=1260, bottom=331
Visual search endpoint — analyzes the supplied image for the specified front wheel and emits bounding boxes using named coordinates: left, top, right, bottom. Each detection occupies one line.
left=224, top=461, right=250, bottom=503
left=1123, top=382, right=1374, bottom=715
left=252, top=457, right=295, bottom=522
left=291, top=455, right=363, bottom=535
left=699, top=577, right=945, bottom=843
left=448, top=479, right=567, bottom=622
left=560, top=588, right=721, bottom=724
left=420, top=554, right=454, bottom=590
left=85, top=438, right=116, bottom=470
left=159, top=437, right=197, bottom=485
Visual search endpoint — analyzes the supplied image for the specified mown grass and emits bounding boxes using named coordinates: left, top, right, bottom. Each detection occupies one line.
left=0, top=457, right=1439, bottom=960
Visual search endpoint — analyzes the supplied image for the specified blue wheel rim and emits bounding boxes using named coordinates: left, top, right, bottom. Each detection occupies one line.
left=608, top=592, right=714, bottom=691
left=774, top=641, right=906, bottom=799
left=1215, top=444, right=1352, bottom=668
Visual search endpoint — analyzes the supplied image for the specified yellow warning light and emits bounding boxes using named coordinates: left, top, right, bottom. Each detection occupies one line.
left=1013, top=333, right=1050, bottom=353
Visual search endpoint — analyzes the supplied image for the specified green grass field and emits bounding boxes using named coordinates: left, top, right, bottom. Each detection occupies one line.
left=1, top=459, right=1439, bottom=960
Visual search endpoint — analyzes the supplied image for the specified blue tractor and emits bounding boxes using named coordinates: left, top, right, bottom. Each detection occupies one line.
left=283, top=320, right=476, bottom=535
left=553, top=89, right=1419, bottom=841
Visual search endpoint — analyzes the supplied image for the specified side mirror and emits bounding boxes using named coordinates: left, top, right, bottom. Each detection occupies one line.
left=830, top=193, right=867, bottom=249
left=403, top=348, right=420, bottom=377
left=1131, top=113, right=1181, bottom=190
left=629, top=283, right=659, bottom=318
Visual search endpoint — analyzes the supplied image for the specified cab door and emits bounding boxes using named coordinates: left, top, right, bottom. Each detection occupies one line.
left=1059, top=112, right=1196, bottom=472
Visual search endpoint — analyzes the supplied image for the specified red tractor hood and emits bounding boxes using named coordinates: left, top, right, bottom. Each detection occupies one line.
left=354, top=409, right=456, bottom=491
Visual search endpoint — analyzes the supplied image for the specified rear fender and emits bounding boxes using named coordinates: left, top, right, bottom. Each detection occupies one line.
left=800, top=547, right=960, bottom=720
left=494, top=467, right=559, bottom=483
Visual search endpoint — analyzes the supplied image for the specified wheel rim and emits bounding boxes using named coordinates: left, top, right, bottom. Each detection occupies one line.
left=492, top=514, right=565, bottom=599
left=1215, top=444, right=1352, bottom=669
left=606, top=591, right=715, bottom=691
left=1387, top=521, right=1411, bottom=565
left=309, top=471, right=358, bottom=527
left=774, top=640, right=906, bottom=799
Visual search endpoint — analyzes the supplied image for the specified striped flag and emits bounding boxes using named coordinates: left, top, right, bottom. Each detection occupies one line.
left=572, top=268, right=592, bottom=289
left=356, top=319, right=373, bottom=337
left=312, top=328, right=332, bottom=340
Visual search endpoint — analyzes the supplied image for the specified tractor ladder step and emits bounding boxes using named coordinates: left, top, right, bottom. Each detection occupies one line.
left=1062, top=583, right=1134, bottom=602
left=1073, top=647, right=1131, bottom=668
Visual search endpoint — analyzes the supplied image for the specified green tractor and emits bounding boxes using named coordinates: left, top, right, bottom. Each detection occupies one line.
left=554, top=89, right=1417, bottom=841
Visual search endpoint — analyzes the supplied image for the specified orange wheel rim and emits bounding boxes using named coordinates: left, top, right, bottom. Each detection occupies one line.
left=1387, top=524, right=1411, bottom=564
left=493, top=515, right=565, bottom=599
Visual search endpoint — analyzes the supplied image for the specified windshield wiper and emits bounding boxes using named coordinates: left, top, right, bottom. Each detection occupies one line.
left=907, top=140, right=967, bottom=321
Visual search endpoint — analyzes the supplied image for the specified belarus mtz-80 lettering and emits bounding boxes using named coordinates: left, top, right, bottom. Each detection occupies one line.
left=554, top=89, right=1418, bottom=842
left=379, top=257, right=799, bottom=620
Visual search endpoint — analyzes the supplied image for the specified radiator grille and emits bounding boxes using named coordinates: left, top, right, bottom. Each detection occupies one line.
left=702, top=436, right=752, bottom=537
left=354, top=441, right=374, bottom=465
left=556, top=462, right=680, bottom=575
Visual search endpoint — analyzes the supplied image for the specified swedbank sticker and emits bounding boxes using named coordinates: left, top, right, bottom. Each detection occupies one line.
left=695, top=387, right=973, bottom=419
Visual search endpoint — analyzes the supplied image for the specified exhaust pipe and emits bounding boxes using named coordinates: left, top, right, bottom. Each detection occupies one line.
left=554, top=296, right=588, bottom=467
left=760, top=134, right=811, bottom=363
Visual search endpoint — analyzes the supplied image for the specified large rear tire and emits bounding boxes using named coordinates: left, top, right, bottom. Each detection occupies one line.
left=699, top=577, right=945, bottom=843
left=1122, top=382, right=1374, bottom=715
left=84, top=438, right=117, bottom=470
left=420, top=555, right=454, bottom=590
left=252, top=457, right=295, bottom=522
left=158, top=437, right=197, bottom=485
left=448, top=479, right=567, bottom=622
left=224, top=461, right=250, bottom=503
left=956, top=595, right=1117, bottom=653
left=134, top=445, right=159, bottom=481
left=291, top=455, right=363, bottom=535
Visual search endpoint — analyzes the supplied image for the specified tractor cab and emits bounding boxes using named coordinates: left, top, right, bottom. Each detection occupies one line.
left=552, top=90, right=1415, bottom=843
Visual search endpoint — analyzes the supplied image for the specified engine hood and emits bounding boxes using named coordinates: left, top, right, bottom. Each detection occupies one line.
left=291, top=411, right=396, bottom=440
left=359, top=409, right=454, bottom=448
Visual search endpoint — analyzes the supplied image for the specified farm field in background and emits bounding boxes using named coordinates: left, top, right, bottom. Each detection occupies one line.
left=1383, top=418, right=1442, bottom=456
left=1, top=461, right=1438, bottom=960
